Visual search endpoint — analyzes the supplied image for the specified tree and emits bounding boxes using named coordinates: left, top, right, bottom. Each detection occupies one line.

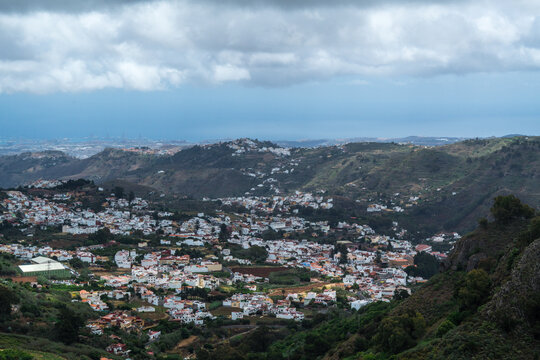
left=0, top=285, right=17, bottom=319
left=69, top=257, right=85, bottom=269
left=55, top=306, right=83, bottom=344
left=375, top=310, right=426, bottom=353
left=478, top=217, right=488, bottom=229
left=245, top=246, right=268, bottom=263
left=457, top=269, right=491, bottom=311
left=375, top=251, right=382, bottom=265
left=261, top=229, right=279, bottom=241
left=114, top=186, right=124, bottom=199
left=128, top=190, right=135, bottom=202
left=517, top=216, right=540, bottom=248
left=243, top=326, right=277, bottom=352
left=304, top=332, right=330, bottom=357
left=336, top=244, right=348, bottom=264
left=491, top=195, right=535, bottom=224
left=88, top=227, right=112, bottom=244
left=436, top=319, right=455, bottom=337
left=218, top=224, right=230, bottom=242
left=405, top=252, right=439, bottom=279
left=393, top=289, right=410, bottom=301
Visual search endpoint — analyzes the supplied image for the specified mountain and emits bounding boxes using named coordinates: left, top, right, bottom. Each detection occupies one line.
left=274, top=136, right=467, bottom=148
left=0, top=150, right=76, bottom=188
left=0, top=136, right=538, bottom=234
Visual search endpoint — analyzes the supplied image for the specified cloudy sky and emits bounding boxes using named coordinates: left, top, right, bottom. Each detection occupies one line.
left=1, top=0, right=540, bottom=140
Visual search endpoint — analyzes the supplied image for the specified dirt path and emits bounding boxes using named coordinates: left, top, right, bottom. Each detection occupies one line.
left=172, top=335, right=198, bottom=352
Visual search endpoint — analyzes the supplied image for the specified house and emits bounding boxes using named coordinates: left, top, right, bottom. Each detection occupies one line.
left=106, top=343, right=129, bottom=356
left=231, top=312, right=244, bottom=320
left=415, top=244, right=432, bottom=253
left=137, top=306, right=155, bottom=313
left=141, top=291, right=159, bottom=306
left=350, top=299, right=369, bottom=310
left=275, top=308, right=304, bottom=321
left=115, top=250, right=132, bottom=268
left=86, top=323, right=104, bottom=335
left=148, top=330, right=161, bottom=341
left=77, top=251, right=95, bottom=263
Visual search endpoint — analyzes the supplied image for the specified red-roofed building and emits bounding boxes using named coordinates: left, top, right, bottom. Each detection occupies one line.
left=415, top=244, right=432, bottom=253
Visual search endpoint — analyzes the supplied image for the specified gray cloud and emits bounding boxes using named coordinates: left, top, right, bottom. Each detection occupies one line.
left=0, top=0, right=151, bottom=13
left=193, top=0, right=466, bottom=10
left=0, top=0, right=463, bottom=13
left=0, top=0, right=539, bottom=93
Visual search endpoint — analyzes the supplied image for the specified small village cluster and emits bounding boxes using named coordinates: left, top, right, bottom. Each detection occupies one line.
left=119, top=146, right=180, bottom=156
left=0, top=190, right=159, bottom=235
left=215, top=190, right=334, bottom=213
left=226, top=138, right=291, bottom=157
left=223, top=293, right=305, bottom=321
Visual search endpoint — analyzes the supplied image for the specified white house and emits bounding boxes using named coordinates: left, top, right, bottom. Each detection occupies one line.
left=231, top=312, right=244, bottom=321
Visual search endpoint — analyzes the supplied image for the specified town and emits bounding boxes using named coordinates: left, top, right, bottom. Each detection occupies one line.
left=0, top=180, right=456, bottom=358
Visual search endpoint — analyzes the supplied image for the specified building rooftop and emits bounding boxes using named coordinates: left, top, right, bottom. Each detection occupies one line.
left=19, top=262, right=66, bottom=273
left=31, top=256, right=57, bottom=264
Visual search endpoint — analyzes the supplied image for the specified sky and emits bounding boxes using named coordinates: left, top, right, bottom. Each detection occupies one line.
left=1, top=0, right=540, bottom=140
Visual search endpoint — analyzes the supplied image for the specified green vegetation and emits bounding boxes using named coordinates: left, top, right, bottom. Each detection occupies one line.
left=373, top=310, right=426, bottom=354
left=405, top=252, right=439, bottom=279
left=229, top=245, right=268, bottom=263
left=54, top=306, right=84, bottom=345
left=0, top=332, right=111, bottom=360
left=197, top=302, right=395, bottom=360
left=0, top=275, right=100, bottom=357
left=0, top=349, right=33, bottom=360
left=218, top=223, right=230, bottom=242
left=491, top=194, right=535, bottom=224
left=268, top=268, right=312, bottom=285
left=0, top=285, right=17, bottom=320
left=54, top=179, right=94, bottom=191
left=0, top=254, right=18, bottom=276
left=456, top=269, right=491, bottom=311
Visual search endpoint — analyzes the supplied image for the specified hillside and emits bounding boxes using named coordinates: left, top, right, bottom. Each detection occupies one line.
left=0, top=136, right=538, bottom=234
left=0, top=151, right=76, bottom=189
left=196, top=196, right=540, bottom=360
left=335, top=197, right=540, bottom=359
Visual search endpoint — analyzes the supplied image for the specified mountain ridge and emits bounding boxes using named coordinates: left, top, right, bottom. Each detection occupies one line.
left=0, top=136, right=538, bottom=235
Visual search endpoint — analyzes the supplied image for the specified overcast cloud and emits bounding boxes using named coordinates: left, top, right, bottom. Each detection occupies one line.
left=1, top=0, right=540, bottom=93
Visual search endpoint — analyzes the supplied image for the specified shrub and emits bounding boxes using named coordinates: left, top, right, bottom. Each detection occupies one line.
left=478, top=217, right=488, bottom=229
left=456, top=269, right=491, bottom=311
left=436, top=319, right=456, bottom=337
left=0, top=285, right=18, bottom=319
left=374, top=310, right=426, bottom=353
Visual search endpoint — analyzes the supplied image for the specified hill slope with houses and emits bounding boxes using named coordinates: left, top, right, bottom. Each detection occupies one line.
left=0, top=136, right=538, bottom=235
